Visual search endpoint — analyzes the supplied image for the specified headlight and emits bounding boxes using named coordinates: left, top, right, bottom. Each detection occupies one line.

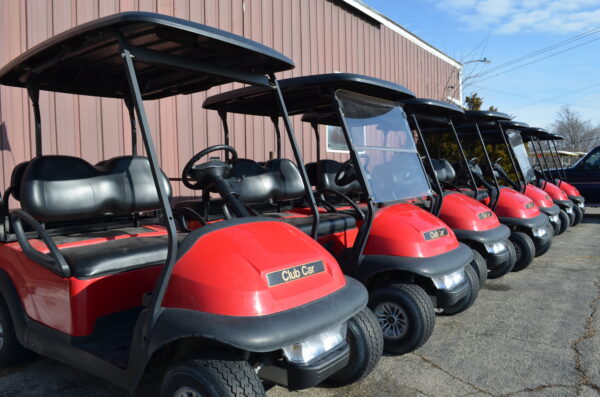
left=565, top=207, right=573, bottom=214
left=532, top=227, right=547, bottom=238
left=282, top=322, right=347, bottom=365
left=549, top=215, right=559, bottom=223
left=484, top=241, right=507, bottom=255
left=578, top=202, right=585, bottom=209
left=431, top=269, right=465, bottom=290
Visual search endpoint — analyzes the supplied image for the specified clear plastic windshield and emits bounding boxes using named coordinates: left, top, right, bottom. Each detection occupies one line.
left=507, top=130, right=535, bottom=182
left=336, top=90, right=432, bottom=203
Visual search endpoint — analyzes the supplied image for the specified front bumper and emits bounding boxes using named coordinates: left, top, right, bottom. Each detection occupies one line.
left=569, top=195, right=585, bottom=212
left=258, top=343, right=350, bottom=390
left=530, top=224, right=552, bottom=254
left=453, top=225, right=511, bottom=270
left=539, top=205, right=561, bottom=231
left=482, top=243, right=512, bottom=270
left=433, top=278, right=470, bottom=308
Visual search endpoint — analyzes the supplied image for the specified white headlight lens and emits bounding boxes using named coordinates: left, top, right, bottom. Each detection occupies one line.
left=431, top=269, right=465, bottom=290
left=282, top=322, right=347, bottom=365
left=549, top=215, right=559, bottom=223
left=578, top=202, right=584, bottom=209
left=566, top=207, right=573, bottom=214
left=532, top=227, right=547, bottom=238
left=484, top=241, right=507, bottom=255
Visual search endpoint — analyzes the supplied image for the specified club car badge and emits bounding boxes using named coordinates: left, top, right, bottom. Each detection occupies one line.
left=267, top=261, right=326, bottom=287
left=478, top=211, right=493, bottom=220
left=525, top=201, right=535, bottom=209
left=424, top=227, right=448, bottom=241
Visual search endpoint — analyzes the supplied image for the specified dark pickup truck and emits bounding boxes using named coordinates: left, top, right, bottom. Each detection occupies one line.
left=559, top=146, right=600, bottom=204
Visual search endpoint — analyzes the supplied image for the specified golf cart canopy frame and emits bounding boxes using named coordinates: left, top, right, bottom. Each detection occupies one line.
left=204, top=73, right=417, bottom=276
left=521, top=127, right=569, bottom=184
left=0, top=11, right=296, bottom=391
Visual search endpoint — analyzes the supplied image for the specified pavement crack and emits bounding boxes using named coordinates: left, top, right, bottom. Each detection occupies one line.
left=412, top=353, right=494, bottom=396
left=498, top=383, right=575, bottom=396
left=571, top=277, right=600, bottom=395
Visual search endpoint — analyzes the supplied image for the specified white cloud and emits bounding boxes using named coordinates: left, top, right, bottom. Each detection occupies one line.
left=433, top=0, right=600, bottom=34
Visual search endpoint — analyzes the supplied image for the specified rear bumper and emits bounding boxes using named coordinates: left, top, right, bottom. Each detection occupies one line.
left=259, top=343, right=350, bottom=390
left=434, top=279, right=469, bottom=308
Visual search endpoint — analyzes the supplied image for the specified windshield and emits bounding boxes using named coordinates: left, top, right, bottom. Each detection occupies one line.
left=507, top=130, right=535, bottom=182
left=336, top=90, right=431, bottom=203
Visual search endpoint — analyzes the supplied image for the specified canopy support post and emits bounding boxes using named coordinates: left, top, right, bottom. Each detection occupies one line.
left=121, top=45, right=177, bottom=334
left=27, top=85, right=42, bottom=157
left=124, top=97, right=137, bottom=156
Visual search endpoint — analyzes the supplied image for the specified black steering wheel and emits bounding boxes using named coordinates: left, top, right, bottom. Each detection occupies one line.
left=182, top=145, right=238, bottom=190
left=335, top=160, right=358, bottom=186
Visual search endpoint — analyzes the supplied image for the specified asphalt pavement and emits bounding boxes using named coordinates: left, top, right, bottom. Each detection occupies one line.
left=1, top=209, right=599, bottom=397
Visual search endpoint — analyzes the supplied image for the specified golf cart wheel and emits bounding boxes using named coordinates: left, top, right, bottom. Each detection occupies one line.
left=0, top=296, right=30, bottom=366
left=441, top=265, right=480, bottom=316
left=558, top=210, right=569, bottom=235
left=488, top=241, right=516, bottom=279
left=572, top=204, right=583, bottom=226
left=369, top=283, right=435, bottom=355
left=328, top=307, right=383, bottom=386
left=161, top=353, right=265, bottom=397
left=534, top=223, right=554, bottom=257
left=470, top=249, right=488, bottom=288
left=510, top=231, right=535, bottom=272
left=551, top=216, right=562, bottom=236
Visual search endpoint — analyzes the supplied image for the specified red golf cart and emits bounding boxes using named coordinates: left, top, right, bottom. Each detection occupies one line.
left=177, top=74, right=477, bottom=354
left=0, top=12, right=379, bottom=396
left=401, top=98, right=515, bottom=280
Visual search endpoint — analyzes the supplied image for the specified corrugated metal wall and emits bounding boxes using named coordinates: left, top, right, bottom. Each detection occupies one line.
left=0, top=0, right=460, bottom=200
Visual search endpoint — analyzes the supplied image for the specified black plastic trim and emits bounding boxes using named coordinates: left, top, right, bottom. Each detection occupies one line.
left=553, top=199, right=574, bottom=209
left=539, top=204, right=560, bottom=217
left=499, top=213, right=549, bottom=230
left=453, top=224, right=511, bottom=245
left=357, top=243, right=473, bottom=284
left=569, top=195, right=585, bottom=205
left=149, top=277, right=367, bottom=354
left=435, top=280, right=469, bottom=308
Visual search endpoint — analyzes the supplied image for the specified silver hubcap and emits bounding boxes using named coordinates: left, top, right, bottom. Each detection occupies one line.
left=374, top=302, right=408, bottom=339
left=174, top=386, right=203, bottom=397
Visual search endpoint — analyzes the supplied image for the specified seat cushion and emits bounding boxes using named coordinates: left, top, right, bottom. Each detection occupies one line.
left=59, top=234, right=184, bottom=279
left=280, top=213, right=357, bottom=236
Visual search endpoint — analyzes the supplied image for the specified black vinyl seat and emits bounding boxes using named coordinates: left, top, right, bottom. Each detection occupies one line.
left=14, top=155, right=175, bottom=279
left=59, top=234, right=185, bottom=279
left=279, top=213, right=357, bottom=236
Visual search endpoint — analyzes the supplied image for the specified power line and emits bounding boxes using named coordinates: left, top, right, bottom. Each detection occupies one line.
left=468, top=27, right=600, bottom=80
left=507, top=82, right=600, bottom=111
left=471, top=84, right=600, bottom=109
left=471, top=35, right=600, bottom=85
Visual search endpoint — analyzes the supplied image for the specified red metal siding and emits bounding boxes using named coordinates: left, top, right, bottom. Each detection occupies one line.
left=0, top=0, right=460, bottom=198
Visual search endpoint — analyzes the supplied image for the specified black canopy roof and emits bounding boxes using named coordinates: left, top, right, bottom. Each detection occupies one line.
left=203, top=73, right=415, bottom=117
left=462, top=110, right=512, bottom=122
left=0, top=12, right=294, bottom=100
left=521, top=127, right=563, bottom=141
left=401, top=98, right=464, bottom=128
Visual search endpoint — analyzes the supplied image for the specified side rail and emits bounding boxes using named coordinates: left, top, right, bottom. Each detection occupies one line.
left=11, top=210, right=71, bottom=277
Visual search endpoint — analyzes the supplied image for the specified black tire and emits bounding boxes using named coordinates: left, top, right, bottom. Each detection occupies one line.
left=535, top=223, right=554, bottom=257
left=488, top=240, right=516, bottom=279
left=558, top=210, right=569, bottom=235
left=0, top=296, right=31, bottom=366
left=551, top=216, right=562, bottom=236
left=510, top=231, right=536, bottom=272
left=369, top=284, right=435, bottom=355
left=441, top=265, right=480, bottom=315
left=161, top=352, right=265, bottom=397
left=572, top=204, right=583, bottom=226
left=470, top=249, right=487, bottom=289
left=567, top=208, right=576, bottom=226
left=328, top=307, right=383, bottom=386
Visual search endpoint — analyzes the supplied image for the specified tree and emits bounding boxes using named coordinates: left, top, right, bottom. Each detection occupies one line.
left=551, top=106, right=600, bottom=152
left=464, top=93, right=483, bottom=111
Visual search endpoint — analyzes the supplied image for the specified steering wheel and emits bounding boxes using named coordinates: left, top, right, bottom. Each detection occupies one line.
left=335, top=160, right=358, bottom=186
left=182, top=145, right=238, bottom=190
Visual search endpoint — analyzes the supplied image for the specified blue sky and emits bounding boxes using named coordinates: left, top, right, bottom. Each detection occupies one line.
left=363, top=0, right=600, bottom=129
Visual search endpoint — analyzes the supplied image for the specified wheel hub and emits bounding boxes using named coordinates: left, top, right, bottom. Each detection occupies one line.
left=174, top=386, right=204, bottom=397
left=374, top=302, right=408, bottom=339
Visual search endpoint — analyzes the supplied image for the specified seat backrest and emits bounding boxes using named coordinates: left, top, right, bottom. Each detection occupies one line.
left=230, top=158, right=305, bottom=204
left=305, top=160, right=361, bottom=195
left=18, top=155, right=171, bottom=222
left=431, top=159, right=456, bottom=185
